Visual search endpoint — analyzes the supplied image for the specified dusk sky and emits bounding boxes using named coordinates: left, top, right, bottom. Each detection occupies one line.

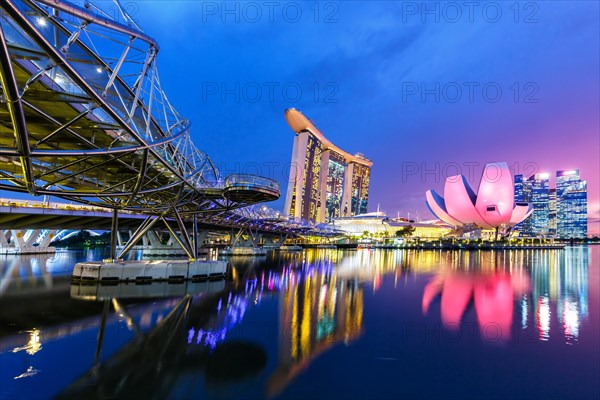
left=6, top=1, right=600, bottom=232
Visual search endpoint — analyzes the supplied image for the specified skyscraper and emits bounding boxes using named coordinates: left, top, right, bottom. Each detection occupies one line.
left=513, top=174, right=531, bottom=234
left=514, top=174, right=525, bottom=202
left=514, top=173, right=549, bottom=237
left=549, top=188, right=557, bottom=236
left=556, top=170, right=588, bottom=238
left=514, top=170, right=588, bottom=238
left=284, top=109, right=373, bottom=222
left=528, top=173, right=550, bottom=237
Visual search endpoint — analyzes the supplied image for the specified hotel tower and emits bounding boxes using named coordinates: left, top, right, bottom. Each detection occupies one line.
left=283, top=109, right=373, bottom=223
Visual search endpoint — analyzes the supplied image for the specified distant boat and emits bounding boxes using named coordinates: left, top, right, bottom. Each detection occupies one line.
left=278, top=245, right=303, bottom=251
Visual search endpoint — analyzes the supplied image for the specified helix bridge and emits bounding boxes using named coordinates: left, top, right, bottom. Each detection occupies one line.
left=0, top=0, right=341, bottom=248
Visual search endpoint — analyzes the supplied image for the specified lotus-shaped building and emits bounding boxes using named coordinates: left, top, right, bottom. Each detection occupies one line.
left=425, top=162, right=533, bottom=231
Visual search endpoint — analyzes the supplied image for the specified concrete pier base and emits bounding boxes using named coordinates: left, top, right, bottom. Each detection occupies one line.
left=71, top=279, right=226, bottom=300
left=72, top=260, right=227, bottom=283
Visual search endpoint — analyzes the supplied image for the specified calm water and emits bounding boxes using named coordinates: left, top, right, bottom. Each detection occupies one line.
left=0, top=247, right=598, bottom=399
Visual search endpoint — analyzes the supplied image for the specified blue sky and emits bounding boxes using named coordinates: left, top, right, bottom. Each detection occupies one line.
left=4, top=1, right=599, bottom=231
left=129, top=1, right=599, bottom=228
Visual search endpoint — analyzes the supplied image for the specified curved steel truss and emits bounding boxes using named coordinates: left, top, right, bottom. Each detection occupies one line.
left=0, top=0, right=279, bottom=216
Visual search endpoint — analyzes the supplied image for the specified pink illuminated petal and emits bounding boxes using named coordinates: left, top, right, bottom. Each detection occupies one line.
left=509, top=203, right=533, bottom=226
left=475, top=162, right=514, bottom=227
left=444, top=176, right=493, bottom=229
left=426, top=190, right=463, bottom=227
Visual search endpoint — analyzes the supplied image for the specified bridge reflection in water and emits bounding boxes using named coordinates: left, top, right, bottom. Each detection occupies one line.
left=0, top=247, right=592, bottom=398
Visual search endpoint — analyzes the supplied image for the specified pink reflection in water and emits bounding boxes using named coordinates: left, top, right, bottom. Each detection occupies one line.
left=423, top=271, right=530, bottom=341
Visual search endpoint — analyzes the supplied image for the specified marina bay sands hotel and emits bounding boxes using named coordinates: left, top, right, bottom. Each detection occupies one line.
left=284, top=109, right=373, bottom=223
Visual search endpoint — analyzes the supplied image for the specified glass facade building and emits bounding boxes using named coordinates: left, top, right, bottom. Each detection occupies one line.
left=514, top=174, right=530, bottom=234
left=514, top=170, right=588, bottom=238
left=514, top=174, right=525, bottom=202
left=325, top=152, right=345, bottom=221
left=528, top=174, right=550, bottom=237
left=287, top=131, right=324, bottom=221
left=556, top=170, right=588, bottom=238
left=349, top=161, right=371, bottom=216
left=549, top=189, right=557, bottom=236
left=284, top=109, right=373, bottom=223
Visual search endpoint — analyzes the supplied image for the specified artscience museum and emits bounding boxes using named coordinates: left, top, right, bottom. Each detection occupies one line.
left=425, top=162, right=533, bottom=236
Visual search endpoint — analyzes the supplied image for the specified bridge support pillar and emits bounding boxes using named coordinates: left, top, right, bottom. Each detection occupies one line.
left=0, top=229, right=57, bottom=254
left=263, top=233, right=290, bottom=248
left=1, top=230, right=11, bottom=248
left=115, top=215, right=160, bottom=260
left=192, top=214, right=199, bottom=259
left=146, top=231, right=163, bottom=247
left=223, top=227, right=266, bottom=256
left=116, top=231, right=124, bottom=247
left=160, top=212, right=194, bottom=260
left=110, top=209, right=118, bottom=261
left=38, top=230, right=57, bottom=249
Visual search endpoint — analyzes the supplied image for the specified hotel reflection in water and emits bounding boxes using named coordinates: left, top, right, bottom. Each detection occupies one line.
left=267, top=254, right=364, bottom=397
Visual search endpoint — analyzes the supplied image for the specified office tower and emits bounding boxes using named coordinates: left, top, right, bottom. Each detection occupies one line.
left=514, top=170, right=589, bottom=238
left=549, top=189, right=557, bottom=236
left=529, top=173, right=550, bottom=236
left=556, top=170, right=588, bottom=238
left=514, top=174, right=533, bottom=235
left=514, top=174, right=525, bottom=202
left=284, top=109, right=373, bottom=222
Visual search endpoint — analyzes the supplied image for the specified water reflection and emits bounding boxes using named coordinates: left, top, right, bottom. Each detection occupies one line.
left=11, top=328, right=42, bottom=355
left=422, top=271, right=530, bottom=341
left=0, top=249, right=116, bottom=296
left=417, top=248, right=590, bottom=344
left=0, top=247, right=594, bottom=399
left=267, top=263, right=363, bottom=397
left=529, top=248, right=589, bottom=344
left=0, top=253, right=56, bottom=296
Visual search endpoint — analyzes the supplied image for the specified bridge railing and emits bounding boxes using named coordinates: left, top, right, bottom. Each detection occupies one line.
left=224, top=174, right=280, bottom=193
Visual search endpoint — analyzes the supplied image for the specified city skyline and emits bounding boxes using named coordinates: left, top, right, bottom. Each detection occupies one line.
left=516, top=170, right=588, bottom=238
left=121, top=2, right=599, bottom=234
left=0, top=2, right=597, bottom=235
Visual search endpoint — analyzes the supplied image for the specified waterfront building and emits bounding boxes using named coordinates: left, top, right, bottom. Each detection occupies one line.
left=514, top=170, right=588, bottom=238
left=514, top=174, right=525, bottom=202
left=513, top=174, right=531, bottom=235
left=556, top=170, right=588, bottom=238
left=333, top=211, right=452, bottom=239
left=284, top=109, right=373, bottom=223
left=528, top=173, right=551, bottom=237
left=549, top=189, right=557, bottom=236
left=425, top=162, right=533, bottom=235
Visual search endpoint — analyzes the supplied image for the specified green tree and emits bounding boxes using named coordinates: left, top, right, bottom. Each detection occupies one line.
left=395, top=225, right=415, bottom=238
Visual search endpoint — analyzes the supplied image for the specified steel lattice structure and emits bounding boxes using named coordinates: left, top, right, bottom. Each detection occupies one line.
left=0, top=0, right=279, bottom=217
